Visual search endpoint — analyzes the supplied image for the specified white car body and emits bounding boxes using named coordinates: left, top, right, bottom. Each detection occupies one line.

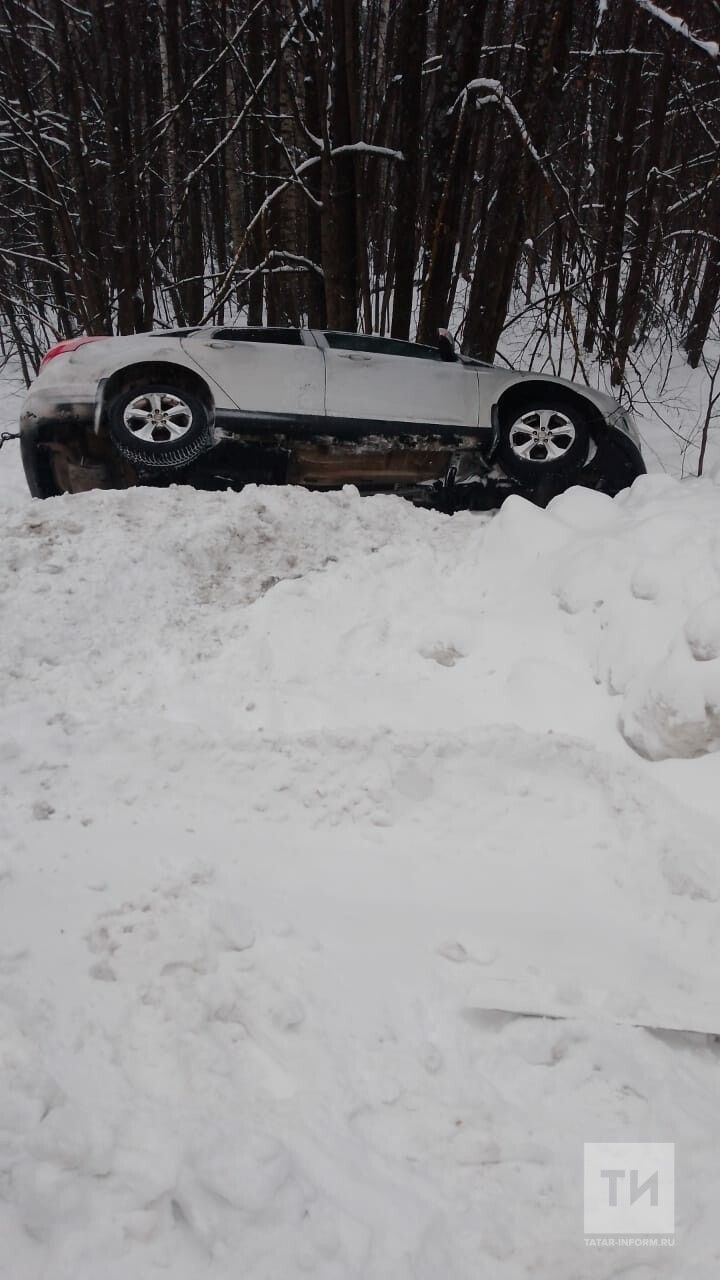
left=20, top=326, right=645, bottom=507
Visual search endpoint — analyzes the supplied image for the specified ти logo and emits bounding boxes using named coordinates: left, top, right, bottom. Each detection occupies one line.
left=584, top=1143, right=675, bottom=1243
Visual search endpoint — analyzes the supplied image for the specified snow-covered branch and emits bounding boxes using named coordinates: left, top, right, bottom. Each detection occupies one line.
left=632, top=0, right=719, bottom=62
left=329, top=143, right=404, bottom=161
left=455, top=79, right=546, bottom=172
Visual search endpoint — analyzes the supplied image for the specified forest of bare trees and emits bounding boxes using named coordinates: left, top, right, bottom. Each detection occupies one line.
left=0, top=0, right=718, bottom=390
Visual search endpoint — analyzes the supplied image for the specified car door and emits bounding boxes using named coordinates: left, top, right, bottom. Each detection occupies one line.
left=181, top=327, right=325, bottom=419
left=318, top=332, right=480, bottom=431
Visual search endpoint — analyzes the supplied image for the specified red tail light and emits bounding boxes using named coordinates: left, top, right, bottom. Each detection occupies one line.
left=39, top=335, right=108, bottom=370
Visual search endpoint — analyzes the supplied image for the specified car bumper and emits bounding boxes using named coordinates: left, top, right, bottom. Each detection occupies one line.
left=601, top=422, right=646, bottom=479
left=20, top=388, right=96, bottom=497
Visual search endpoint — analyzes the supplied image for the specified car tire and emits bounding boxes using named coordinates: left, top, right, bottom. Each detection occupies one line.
left=496, top=396, right=591, bottom=486
left=107, top=383, right=212, bottom=469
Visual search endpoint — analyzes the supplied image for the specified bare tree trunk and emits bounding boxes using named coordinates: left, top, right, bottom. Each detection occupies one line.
left=462, top=0, right=573, bottom=360
left=612, top=50, right=672, bottom=384
left=416, top=0, right=486, bottom=345
left=321, top=0, right=359, bottom=330
left=685, top=192, right=720, bottom=369
left=389, top=0, right=427, bottom=338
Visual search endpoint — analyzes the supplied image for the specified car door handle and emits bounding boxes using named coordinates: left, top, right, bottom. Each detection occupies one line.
left=335, top=352, right=372, bottom=362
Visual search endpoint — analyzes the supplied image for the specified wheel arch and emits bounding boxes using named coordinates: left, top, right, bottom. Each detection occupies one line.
left=97, top=361, right=215, bottom=430
left=493, top=379, right=606, bottom=438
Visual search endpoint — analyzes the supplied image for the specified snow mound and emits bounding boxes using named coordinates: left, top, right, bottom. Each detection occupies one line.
left=620, top=586, right=720, bottom=759
left=3, top=477, right=720, bottom=1277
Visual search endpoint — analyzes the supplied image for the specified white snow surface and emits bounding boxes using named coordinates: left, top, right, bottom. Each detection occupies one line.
left=3, top=405, right=720, bottom=1274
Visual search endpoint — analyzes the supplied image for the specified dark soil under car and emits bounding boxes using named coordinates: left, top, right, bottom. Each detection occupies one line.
left=20, top=413, right=645, bottom=512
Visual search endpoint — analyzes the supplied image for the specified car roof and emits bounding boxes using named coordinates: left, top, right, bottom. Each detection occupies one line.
left=202, top=325, right=434, bottom=349
left=168, top=325, right=496, bottom=365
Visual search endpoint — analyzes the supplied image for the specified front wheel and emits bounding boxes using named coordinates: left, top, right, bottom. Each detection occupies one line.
left=107, top=384, right=212, bottom=469
left=496, top=398, right=591, bottom=486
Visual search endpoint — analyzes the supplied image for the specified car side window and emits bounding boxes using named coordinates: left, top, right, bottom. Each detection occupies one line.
left=324, top=332, right=442, bottom=361
left=213, top=327, right=303, bottom=346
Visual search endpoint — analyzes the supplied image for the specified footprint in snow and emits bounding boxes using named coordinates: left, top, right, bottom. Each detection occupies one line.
left=437, top=940, right=497, bottom=966
left=0, top=948, right=28, bottom=975
left=420, top=643, right=464, bottom=667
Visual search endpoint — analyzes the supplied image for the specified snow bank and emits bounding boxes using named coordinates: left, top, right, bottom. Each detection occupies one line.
left=545, top=477, right=720, bottom=761
left=3, top=474, right=720, bottom=1277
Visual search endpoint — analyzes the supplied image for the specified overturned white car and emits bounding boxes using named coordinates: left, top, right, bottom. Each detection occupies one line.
left=20, top=326, right=644, bottom=509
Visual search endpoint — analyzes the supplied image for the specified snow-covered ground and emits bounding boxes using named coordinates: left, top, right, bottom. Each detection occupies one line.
left=3, top=367, right=720, bottom=1276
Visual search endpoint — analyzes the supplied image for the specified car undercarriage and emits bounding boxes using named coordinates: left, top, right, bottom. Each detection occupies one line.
left=21, top=404, right=645, bottom=512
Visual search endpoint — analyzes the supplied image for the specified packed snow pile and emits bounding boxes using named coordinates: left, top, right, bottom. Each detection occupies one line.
left=3, top=465, right=720, bottom=1278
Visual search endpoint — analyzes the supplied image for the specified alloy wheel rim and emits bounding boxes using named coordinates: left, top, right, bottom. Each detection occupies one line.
left=508, top=408, right=576, bottom=463
left=123, top=392, right=193, bottom=444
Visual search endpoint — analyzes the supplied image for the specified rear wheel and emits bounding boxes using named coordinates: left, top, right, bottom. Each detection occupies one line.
left=496, top=397, right=590, bottom=486
left=107, top=383, right=212, bottom=469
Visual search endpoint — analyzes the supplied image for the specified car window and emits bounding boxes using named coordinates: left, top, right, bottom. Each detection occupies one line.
left=324, top=332, right=442, bottom=361
left=213, top=327, right=303, bottom=345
